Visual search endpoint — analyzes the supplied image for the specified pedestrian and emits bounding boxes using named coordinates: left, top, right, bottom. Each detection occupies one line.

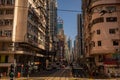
left=0, top=73, right=1, bottom=78
left=0, top=73, right=3, bottom=78
left=108, top=70, right=111, bottom=78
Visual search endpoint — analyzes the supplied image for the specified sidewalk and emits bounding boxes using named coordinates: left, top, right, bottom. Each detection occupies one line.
left=0, top=69, right=57, bottom=80
left=1, top=77, right=120, bottom=80
left=29, top=69, right=57, bottom=77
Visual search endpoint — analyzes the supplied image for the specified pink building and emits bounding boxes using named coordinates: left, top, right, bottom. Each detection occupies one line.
left=82, top=0, right=120, bottom=76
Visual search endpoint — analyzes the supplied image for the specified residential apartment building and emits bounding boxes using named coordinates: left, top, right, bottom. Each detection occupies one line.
left=49, top=0, right=57, bottom=61
left=0, top=0, right=49, bottom=75
left=82, top=0, right=120, bottom=76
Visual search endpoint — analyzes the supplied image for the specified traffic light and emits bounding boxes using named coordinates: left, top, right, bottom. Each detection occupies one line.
left=9, top=64, right=14, bottom=80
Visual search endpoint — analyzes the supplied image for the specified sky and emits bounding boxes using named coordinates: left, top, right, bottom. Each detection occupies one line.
left=57, top=0, right=82, bottom=42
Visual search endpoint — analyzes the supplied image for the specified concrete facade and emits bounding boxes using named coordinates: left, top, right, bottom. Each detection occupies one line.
left=82, top=0, right=120, bottom=76
left=0, top=0, right=49, bottom=75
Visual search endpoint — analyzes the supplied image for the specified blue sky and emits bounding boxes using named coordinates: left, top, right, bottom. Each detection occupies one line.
left=57, top=0, right=82, bottom=41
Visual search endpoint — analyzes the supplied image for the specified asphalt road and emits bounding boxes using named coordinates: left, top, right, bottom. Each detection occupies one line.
left=1, top=66, right=120, bottom=80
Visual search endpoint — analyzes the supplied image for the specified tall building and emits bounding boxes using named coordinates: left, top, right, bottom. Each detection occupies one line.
left=68, top=37, right=72, bottom=53
left=49, top=0, right=57, bottom=36
left=73, top=38, right=77, bottom=61
left=82, top=0, right=120, bottom=75
left=0, top=0, right=49, bottom=74
left=57, top=17, right=63, bottom=33
left=64, top=35, right=70, bottom=64
left=56, top=17, right=65, bottom=62
left=67, top=37, right=73, bottom=62
left=49, top=0, right=57, bottom=54
left=77, top=14, right=84, bottom=58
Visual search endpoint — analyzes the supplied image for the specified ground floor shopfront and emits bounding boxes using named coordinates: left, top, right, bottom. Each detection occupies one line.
left=103, top=53, right=120, bottom=77
left=0, top=52, right=46, bottom=77
left=87, top=53, right=120, bottom=77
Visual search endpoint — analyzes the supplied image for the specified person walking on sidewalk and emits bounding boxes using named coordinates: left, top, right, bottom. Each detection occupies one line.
left=108, top=70, right=111, bottom=78
left=0, top=73, right=2, bottom=78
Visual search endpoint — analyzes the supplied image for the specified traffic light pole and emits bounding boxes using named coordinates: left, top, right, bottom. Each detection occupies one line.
left=9, top=64, right=14, bottom=80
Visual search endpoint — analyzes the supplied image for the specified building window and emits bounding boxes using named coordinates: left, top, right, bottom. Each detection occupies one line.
left=106, top=6, right=116, bottom=12
left=0, top=9, right=4, bottom=15
left=106, top=17, right=117, bottom=22
left=97, top=30, right=100, bottom=35
left=6, top=0, right=14, bottom=5
left=6, top=0, right=12, bottom=5
left=92, top=17, right=104, bottom=25
left=113, top=40, right=119, bottom=46
left=0, top=0, right=14, bottom=5
left=4, top=20, right=9, bottom=25
left=5, top=55, right=8, bottom=63
left=6, top=9, right=14, bottom=14
left=0, top=0, right=5, bottom=5
left=98, top=41, right=101, bottom=46
left=4, top=19, right=13, bottom=26
left=0, top=19, right=13, bottom=26
left=0, top=20, right=4, bottom=26
left=109, top=28, right=116, bottom=34
left=0, top=30, right=12, bottom=37
left=4, top=30, right=12, bottom=37
left=9, top=19, right=13, bottom=25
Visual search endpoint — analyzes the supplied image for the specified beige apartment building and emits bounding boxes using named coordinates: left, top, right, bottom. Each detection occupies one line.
left=0, top=0, right=49, bottom=75
left=82, top=0, right=120, bottom=76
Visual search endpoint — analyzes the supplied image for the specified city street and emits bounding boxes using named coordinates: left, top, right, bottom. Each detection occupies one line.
left=1, top=66, right=120, bottom=80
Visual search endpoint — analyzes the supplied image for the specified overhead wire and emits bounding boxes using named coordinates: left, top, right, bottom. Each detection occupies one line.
left=14, top=6, right=82, bottom=13
left=57, top=9, right=82, bottom=13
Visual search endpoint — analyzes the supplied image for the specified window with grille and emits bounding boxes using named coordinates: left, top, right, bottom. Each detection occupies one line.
left=109, top=28, right=116, bottom=34
left=106, top=17, right=117, bottom=22
left=113, top=40, right=119, bottom=46
left=98, top=41, right=101, bottom=46
left=97, top=29, right=100, bottom=35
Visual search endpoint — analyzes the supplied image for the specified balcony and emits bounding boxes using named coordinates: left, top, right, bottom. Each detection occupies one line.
left=90, top=0, right=120, bottom=8
left=0, top=5, right=14, bottom=9
left=91, top=48, right=115, bottom=55
left=0, top=37, right=12, bottom=41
